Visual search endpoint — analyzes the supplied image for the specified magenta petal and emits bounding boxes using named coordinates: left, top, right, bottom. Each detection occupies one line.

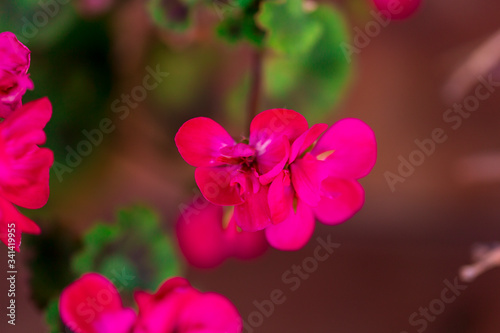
left=265, top=200, right=315, bottom=251
left=289, top=123, right=328, bottom=163
left=225, top=216, right=268, bottom=260
left=290, top=153, right=326, bottom=207
left=314, top=177, right=365, bottom=225
left=0, top=32, right=31, bottom=72
left=176, top=199, right=228, bottom=269
left=268, top=171, right=293, bottom=224
left=233, top=186, right=272, bottom=231
left=177, top=293, right=243, bottom=332
left=0, top=196, right=40, bottom=250
left=60, top=273, right=130, bottom=333
left=134, top=286, right=198, bottom=333
left=312, top=118, right=376, bottom=179
left=134, top=277, right=191, bottom=315
left=2, top=97, right=52, bottom=143
left=257, top=136, right=290, bottom=185
left=250, top=109, right=309, bottom=145
left=195, top=166, right=244, bottom=206
left=94, top=309, right=136, bottom=333
left=175, top=117, right=235, bottom=167
left=0, top=98, right=54, bottom=209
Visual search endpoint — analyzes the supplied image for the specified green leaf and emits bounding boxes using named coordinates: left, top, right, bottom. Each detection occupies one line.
left=217, top=0, right=265, bottom=46
left=45, top=298, right=62, bottom=333
left=258, top=1, right=352, bottom=121
left=72, top=206, right=182, bottom=294
left=258, top=0, right=322, bottom=57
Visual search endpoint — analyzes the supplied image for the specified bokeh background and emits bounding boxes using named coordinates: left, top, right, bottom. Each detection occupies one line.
left=2, top=0, right=500, bottom=332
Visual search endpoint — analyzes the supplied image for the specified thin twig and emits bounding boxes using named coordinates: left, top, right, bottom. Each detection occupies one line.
left=247, top=48, right=263, bottom=131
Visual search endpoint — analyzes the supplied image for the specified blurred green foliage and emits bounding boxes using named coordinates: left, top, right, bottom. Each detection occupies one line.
left=72, top=206, right=181, bottom=294
left=1, top=1, right=113, bottom=178
left=26, top=220, right=82, bottom=309
left=258, top=0, right=352, bottom=122
left=217, top=0, right=265, bottom=46
left=148, top=0, right=196, bottom=31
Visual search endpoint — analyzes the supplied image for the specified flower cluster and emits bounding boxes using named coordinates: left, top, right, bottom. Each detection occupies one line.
left=176, top=196, right=268, bottom=268
left=0, top=32, right=53, bottom=250
left=60, top=273, right=243, bottom=333
left=175, top=109, right=376, bottom=250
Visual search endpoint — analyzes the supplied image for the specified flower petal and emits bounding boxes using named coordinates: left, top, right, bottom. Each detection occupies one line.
left=60, top=273, right=132, bottom=333
left=195, top=166, right=244, bottom=206
left=265, top=200, right=315, bottom=251
left=233, top=186, right=272, bottom=231
left=134, top=277, right=191, bottom=315
left=176, top=199, right=228, bottom=269
left=94, top=309, right=136, bottom=333
left=257, top=135, right=290, bottom=185
left=314, top=178, right=365, bottom=225
left=0, top=196, right=40, bottom=250
left=312, top=118, right=376, bottom=179
left=225, top=216, right=268, bottom=260
left=249, top=109, right=309, bottom=145
left=177, top=293, right=243, bottom=333
left=290, top=153, right=326, bottom=207
left=268, top=170, right=293, bottom=224
left=0, top=98, right=53, bottom=209
left=289, top=123, right=328, bottom=163
left=0, top=32, right=31, bottom=73
left=175, top=117, right=235, bottom=167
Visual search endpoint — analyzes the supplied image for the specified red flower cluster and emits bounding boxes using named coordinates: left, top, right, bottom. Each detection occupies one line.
left=0, top=32, right=53, bottom=250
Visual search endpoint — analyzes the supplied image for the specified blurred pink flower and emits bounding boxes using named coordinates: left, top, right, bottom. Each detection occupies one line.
left=0, top=97, right=53, bottom=250
left=371, top=0, right=422, bottom=20
left=0, top=32, right=34, bottom=118
left=176, top=196, right=268, bottom=268
left=175, top=109, right=307, bottom=231
left=265, top=118, right=377, bottom=250
left=60, top=273, right=243, bottom=333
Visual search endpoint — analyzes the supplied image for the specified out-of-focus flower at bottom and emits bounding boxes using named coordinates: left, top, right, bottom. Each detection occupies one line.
left=176, top=197, right=268, bottom=268
left=60, top=273, right=243, bottom=333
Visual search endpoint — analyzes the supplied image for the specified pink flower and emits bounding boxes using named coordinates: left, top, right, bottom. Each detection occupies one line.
left=176, top=196, right=268, bottom=268
left=0, top=97, right=53, bottom=250
left=60, top=273, right=243, bottom=333
left=371, top=0, right=422, bottom=20
left=0, top=32, right=34, bottom=118
left=265, top=118, right=377, bottom=250
left=176, top=109, right=376, bottom=251
left=175, top=109, right=308, bottom=231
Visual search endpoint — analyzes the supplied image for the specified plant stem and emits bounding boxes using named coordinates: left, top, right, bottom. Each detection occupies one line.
left=247, top=48, right=263, bottom=130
